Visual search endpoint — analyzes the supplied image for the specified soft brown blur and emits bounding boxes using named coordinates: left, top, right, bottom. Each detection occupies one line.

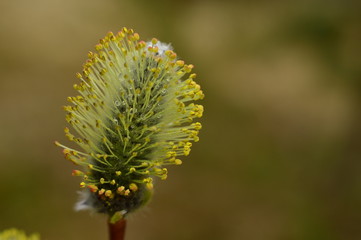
left=1, top=0, right=361, bottom=239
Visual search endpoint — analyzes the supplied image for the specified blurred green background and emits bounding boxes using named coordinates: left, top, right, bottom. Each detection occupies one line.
left=1, top=0, right=361, bottom=239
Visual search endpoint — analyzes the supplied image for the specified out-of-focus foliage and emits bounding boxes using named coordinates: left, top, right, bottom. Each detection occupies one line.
left=0, top=228, right=39, bottom=240
left=0, top=0, right=360, bottom=239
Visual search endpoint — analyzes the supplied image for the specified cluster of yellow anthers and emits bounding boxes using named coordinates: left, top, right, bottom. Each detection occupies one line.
left=0, top=229, right=40, bottom=240
left=56, top=27, right=204, bottom=219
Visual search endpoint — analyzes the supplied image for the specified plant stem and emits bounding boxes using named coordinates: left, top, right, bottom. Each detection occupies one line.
left=108, top=219, right=127, bottom=240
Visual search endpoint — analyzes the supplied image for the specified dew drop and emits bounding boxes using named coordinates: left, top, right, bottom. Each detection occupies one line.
left=115, top=100, right=121, bottom=106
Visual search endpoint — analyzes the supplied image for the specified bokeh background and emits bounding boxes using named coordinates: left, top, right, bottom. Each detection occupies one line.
left=1, top=0, right=361, bottom=239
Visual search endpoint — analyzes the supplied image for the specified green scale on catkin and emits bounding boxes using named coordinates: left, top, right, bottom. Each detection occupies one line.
left=56, top=27, right=204, bottom=219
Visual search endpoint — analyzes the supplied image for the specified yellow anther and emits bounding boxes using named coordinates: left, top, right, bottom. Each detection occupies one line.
left=151, top=38, right=158, bottom=45
left=95, top=44, right=103, bottom=51
left=154, top=168, right=163, bottom=174
left=133, top=33, right=140, bottom=40
left=87, top=51, right=94, bottom=58
left=119, top=31, right=126, bottom=38
left=138, top=40, right=146, bottom=48
left=106, top=31, right=114, bottom=38
left=88, top=185, right=98, bottom=193
left=63, top=149, right=70, bottom=155
left=105, top=190, right=112, bottom=197
left=116, top=171, right=122, bottom=176
left=184, top=64, right=194, bottom=73
left=174, top=159, right=182, bottom=165
left=80, top=182, right=86, bottom=188
left=98, top=189, right=105, bottom=195
left=129, top=167, right=136, bottom=173
left=196, top=90, right=205, bottom=100
left=63, top=105, right=72, bottom=112
left=124, top=189, right=130, bottom=196
left=166, top=151, right=177, bottom=158
left=110, top=180, right=116, bottom=185
left=76, top=72, right=82, bottom=79
left=82, top=69, right=89, bottom=76
left=100, top=178, right=105, bottom=184
left=117, top=186, right=125, bottom=194
left=72, top=170, right=84, bottom=176
left=190, top=73, right=197, bottom=78
left=165, top=50, right=173, bottom=57
left=129, top=183, right=138, bottom=191
left=176, top=60, right=185, bottom=66
left=184, top=148, right=191, bottom=156
left=146, top=183, right=154, bottom=190
left=170, top=53, right=177, bottom=59
left=143, top=177, right=152, bottom=183
left=176, top=70, right=184, bottom=76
